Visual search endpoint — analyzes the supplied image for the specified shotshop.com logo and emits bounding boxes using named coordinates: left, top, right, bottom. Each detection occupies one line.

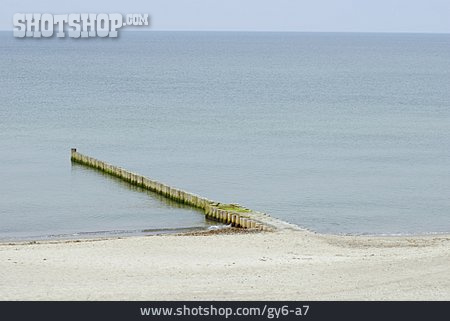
left=13, top=13, right=149, bottom=38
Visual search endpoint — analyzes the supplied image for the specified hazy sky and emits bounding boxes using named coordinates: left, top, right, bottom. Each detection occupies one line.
left=3, top=0, right=449, bottom=33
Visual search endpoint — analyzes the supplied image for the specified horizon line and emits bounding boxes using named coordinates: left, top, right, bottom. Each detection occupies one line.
left=1, top=29, right=449, bottom=35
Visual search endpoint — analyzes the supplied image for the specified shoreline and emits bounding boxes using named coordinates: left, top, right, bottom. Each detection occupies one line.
left=1, top=223, right=450, bottom=246
left=0, top=226, right=256, bottom=246
left=2, top=225, right=450, bottom=247
left=1, top=228, right=449, bottom=300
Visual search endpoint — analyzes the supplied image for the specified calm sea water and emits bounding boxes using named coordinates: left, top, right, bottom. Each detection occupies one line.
left=1, top=31, right=449, bottom=239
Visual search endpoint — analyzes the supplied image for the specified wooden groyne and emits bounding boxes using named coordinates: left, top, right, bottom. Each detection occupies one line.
left=71, top=148, right=300, bottom=231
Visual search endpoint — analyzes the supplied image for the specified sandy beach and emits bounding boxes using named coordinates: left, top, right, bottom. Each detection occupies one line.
left=0, top=229, right=449, bottom=300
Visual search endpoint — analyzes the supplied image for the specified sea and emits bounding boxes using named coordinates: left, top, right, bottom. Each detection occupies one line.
left=1, top=31, right=449, bottom=240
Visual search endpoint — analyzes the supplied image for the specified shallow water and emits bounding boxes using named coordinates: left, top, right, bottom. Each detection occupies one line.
left=1, top=31, right=449, bottom=238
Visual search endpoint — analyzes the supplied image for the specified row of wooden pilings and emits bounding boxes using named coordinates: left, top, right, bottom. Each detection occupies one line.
left=71, top=148, right=272, bottom=231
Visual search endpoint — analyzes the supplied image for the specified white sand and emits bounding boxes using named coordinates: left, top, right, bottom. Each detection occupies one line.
left=0, top=229, right=449, bottom=300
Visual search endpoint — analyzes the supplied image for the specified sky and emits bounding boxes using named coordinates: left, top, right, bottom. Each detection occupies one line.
left=2, top=0, right=450, bottom=33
